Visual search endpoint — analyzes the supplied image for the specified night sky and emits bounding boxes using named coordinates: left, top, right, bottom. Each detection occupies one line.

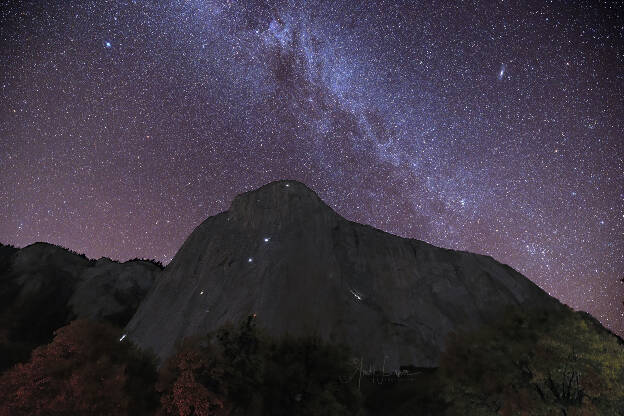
left=1, top=1, right=622, bottom=335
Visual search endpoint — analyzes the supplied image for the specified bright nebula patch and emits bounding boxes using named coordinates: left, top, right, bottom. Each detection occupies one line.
left=498, top=63, right=506, bottom=80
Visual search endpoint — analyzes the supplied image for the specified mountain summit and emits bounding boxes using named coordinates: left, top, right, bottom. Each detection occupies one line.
left=125, top=180, right=559, bottom=369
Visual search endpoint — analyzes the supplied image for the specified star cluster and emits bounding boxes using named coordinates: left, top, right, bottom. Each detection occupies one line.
left=1, top=1, right=622, bottom=335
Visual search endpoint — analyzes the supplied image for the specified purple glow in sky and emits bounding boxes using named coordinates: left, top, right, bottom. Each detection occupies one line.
left=1, top=0, right=622, bottom=335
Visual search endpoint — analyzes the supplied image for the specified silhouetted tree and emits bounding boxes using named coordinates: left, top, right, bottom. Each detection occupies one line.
left=261, top=334, right=361, bottom=416
left=157, top=316, right=266, bottom=416
left=0, top=320, right=159, bottom=416
left=158, top=317, right=362, bottom=416
left=157, top=337, right=230, bottom=416
left=438, top=306, right=624, bottom=415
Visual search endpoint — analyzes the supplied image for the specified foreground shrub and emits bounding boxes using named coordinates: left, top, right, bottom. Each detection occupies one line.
left=0, top=320, right=159, bottom=416
left=158, top=316, right=361, bottom=415
left=438, top=306, right=624, bottom=415
left=157, top=336, right=231, bottom=416
left=261, top=334, right=361, bottom=416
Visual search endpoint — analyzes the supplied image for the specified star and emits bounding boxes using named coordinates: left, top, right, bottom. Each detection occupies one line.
left=1, top=0, right=621, bottom=337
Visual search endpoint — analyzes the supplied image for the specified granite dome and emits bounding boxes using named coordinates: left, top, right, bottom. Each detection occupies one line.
left=125, top=180, right=559, bottom=369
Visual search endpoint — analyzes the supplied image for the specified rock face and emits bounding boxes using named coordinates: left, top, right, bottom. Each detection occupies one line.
left=126, top=180, right=560, bottom=370
left=68, top=256, right=161, bottom=326
left=0, top=242, right=161, bottom=371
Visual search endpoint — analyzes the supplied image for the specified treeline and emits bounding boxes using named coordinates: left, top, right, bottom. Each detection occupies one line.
left=365, top=307, right=624, bottom=416
left=1, top=306, right=623, bottom=415
left=127, top=257, right=165, bottom=269
left=0, top=317, right=361, bottom=416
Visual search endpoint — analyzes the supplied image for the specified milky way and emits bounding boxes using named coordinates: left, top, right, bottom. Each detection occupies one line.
left=1, top=1, right=622, bottom=335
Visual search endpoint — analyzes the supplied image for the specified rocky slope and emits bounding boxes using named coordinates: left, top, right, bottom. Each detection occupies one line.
left=125, top=180, right=561, bottom=370
left=0, top=242, right=161, bottom=371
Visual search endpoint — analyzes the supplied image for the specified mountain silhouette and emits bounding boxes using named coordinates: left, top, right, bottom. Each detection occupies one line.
left=125, top=180, right=560, bottom=370
left=0, top=242, right=160, bottom=371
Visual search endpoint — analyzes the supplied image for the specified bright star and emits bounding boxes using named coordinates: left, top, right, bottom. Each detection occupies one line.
left=105, top=41, right=112, bottom=48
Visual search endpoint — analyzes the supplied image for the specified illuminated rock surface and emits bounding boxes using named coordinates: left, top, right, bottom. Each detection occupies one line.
left=126, top=180, right=560, bottom=369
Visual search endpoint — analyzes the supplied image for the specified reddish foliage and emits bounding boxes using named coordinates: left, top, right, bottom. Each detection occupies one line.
left=157, top=338, right=230, bottom=416
left=0, top=320, right=151, bottom=416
